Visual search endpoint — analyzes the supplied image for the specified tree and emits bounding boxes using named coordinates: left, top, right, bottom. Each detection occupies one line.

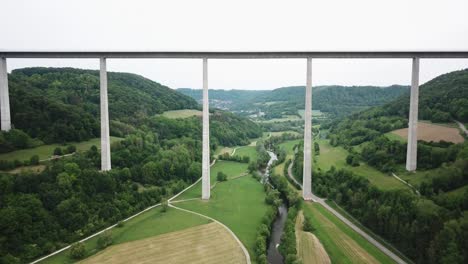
left=314, top=142, right=320, bottom=155
left=66, top=145, right=77, bottom=154
left=303, top=215, right=315, bottom=232
left=29, top=155, right=39, bottom=165
left=217, top=171, right=227, bottom=181
left=69, top=242, right=86, bottom=259
left=53, top=147, right=62, bottom=156
left=161, top=198, right=169, bottom=213
left=97, top=230, right=113, bottom=249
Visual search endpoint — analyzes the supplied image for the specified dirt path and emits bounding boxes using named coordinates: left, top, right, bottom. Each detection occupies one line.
left=392, top=173, right=420, bottom=195
left=296, top=211, right=331, bottom=264
left=455, top=120, right=468, bottom=137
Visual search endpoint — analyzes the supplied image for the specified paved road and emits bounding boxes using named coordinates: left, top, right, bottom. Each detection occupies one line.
left=455, top=120, right=468, bottom=137
left=288, top=157, right=407, bottom=264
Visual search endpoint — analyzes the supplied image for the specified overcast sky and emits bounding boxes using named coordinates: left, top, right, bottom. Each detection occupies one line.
left=2, top=0, right=468, bottom=90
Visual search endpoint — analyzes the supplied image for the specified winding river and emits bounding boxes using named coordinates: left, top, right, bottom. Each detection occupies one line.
left=265, top=151, right=288, bottom=264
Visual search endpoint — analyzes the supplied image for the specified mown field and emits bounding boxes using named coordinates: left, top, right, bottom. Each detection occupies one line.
left=173, top=160, right=249, bottom=201
left=0, top=137, right=122, bottom=162
left=390, top=121, right=464, bottom=143
left=234, top=146, right=258, bottom=162
left=40, top=207, right=210, bottom=264
left=80, top=222, right=245, bottom=264
left=303, top=203, right=395, bottom=264
left=296, top=210, right=331, bottom=264
left=175, top=175, right=269, bottom=263
left=161, top=109, right=202, bottom=119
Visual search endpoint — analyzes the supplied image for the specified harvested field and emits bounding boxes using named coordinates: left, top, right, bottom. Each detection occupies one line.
left=80, top=222, right=245, bottom=264
left=296, top=211, right=331, bottom=264
left=391, top=122, right=464, bottom=143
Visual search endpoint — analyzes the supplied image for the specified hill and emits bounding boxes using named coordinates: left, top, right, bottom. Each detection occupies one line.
left=323, top=69, right=468, bottom=263
left=178, top=85, right=408, bottom=119
left=8, top=67, right=199, bottom=144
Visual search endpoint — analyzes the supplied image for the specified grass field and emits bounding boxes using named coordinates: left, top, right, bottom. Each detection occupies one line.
left=176, top=176, right=269, bottom=263
left=80, top=222, right=245, bottom=264
left=384, top=132, right=406, bottom=142
left=0, top=137, right=122, bottom=162
left=161, top=109, right=202, bottom=119
left=234, top=146, right=258, bottom=162
left=40, top=207, right=210, bottom=264
left=316, top=139, right=407, bottom=191
left=298, top=109, right=326, bottom=119
left=296, top=210, right=331, bottom=264
left=391, top=122, right=464, bottom=143
left=303, top=203, right=395, bottom=264
left=173, top=160, right=249, bottom=201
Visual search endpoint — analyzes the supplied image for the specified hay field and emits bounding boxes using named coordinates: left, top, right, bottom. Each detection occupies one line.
left=391, top=122, right=464, bottom=143
left=80, top=222, right=245, bottom=264
left=296, top=211, right=331, bottom=264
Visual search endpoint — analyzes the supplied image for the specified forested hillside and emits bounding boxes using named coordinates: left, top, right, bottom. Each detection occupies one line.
left=179, top=85, right=408, bottom=118
left=319, top=69, right=468, bottom=263
left=8, top=68, right=198, bottom=144
left=0, top=68, right=262, bottom=263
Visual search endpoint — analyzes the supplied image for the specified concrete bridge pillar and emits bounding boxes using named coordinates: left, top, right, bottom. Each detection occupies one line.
left=202, top=58, right=210, bottom=200
left=100, top=57, right=111, bottom=171
left=0, top=57, right=11, bottom=131
left=406, top=57, right=420, bottom=171
left=303, top=57, right=313, bottom=200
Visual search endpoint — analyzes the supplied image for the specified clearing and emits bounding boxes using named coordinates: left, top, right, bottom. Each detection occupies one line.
left=296, top=210, right=331, bottom=264
left=161, top=109, right=202, bottom=119
left=390, top=121, right=464, bottom=143
left=234, top=146, right=258, bottom=162
left=80, top=222, right=245, bottom=264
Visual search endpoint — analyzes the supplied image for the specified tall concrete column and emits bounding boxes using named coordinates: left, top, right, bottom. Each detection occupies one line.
left=303, top=58, right=313, bottom=200
left=100, top=57, right=111, bottom=171
left=0, top=57, right=11, bottom=131
left=202, top=58, right=210, bottom=200
left=406, top=57, right=420, bottom=171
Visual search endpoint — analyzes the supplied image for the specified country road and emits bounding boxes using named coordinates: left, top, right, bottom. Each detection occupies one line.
left=455, top=120, right=468, bottom=137
left=287, top=157, right=407, bottom=264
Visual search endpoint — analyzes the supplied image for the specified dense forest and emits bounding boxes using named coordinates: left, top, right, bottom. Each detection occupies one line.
left=304, top=68, right=468, bottom=263
left=7, top=67, right=198, bottom=145
left=0, top=68, right=262, bottom=263
left=179, top=85, right=408, bottom=118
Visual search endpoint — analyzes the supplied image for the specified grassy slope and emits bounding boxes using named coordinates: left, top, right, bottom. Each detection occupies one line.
left=175, top=160, right=249, bottom=201
left=40, top=207, right=210, bottom=264
left=176, top=176, right=268, bottom=263
left=0, top=137, right=122, bottom=162
left=161, top=109, right=202, bottom=119
left=234, top=146, right=258, bottom=162
left=316, top=139, right=407, bottom=191
left=303, top=203, right=395, bottom=264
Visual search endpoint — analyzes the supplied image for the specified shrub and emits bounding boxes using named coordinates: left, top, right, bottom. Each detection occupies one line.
left=53, top=147, right=63, bottom=156
left=66, top=145, right=77, bottom=154
left=97, top=230, right=113, bottom=249
left=30, top=155, right=40, bottom=165
left=116, top=221, right=125, bottom=228
left=69, top=242, right=86, bottom=259
left=303, top=215, right=315, bottom=232
left=217, top=171, right=227, bottom=181
left=161, top=198, right=168, bottom=213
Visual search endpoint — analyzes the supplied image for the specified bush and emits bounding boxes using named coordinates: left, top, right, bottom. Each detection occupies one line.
left=97, top=230, right=113, bottom=249
left=303, top=215, right=315, bottom=232
left=66, top=145, right=77, bottom=154
left=69, top=242, right=86, bottom=259
left=161, top=198, right=168, bottom=213
left=116, top=221, right=125, bottom=228
left=53, top=147, right=63, bottom=156
left=217, top=171, right=227, bottom=181
left=30, top=155, right=40, bottom=165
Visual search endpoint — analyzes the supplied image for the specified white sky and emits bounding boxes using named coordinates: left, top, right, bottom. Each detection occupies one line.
left=2, top=0, right=468, bottom=90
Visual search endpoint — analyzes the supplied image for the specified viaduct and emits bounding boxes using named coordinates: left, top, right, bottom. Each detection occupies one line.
left=1, top=51, right=468, bottom=200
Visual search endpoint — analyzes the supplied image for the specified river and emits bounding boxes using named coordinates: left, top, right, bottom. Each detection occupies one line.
left=265, top=151, right=288, bottom=264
